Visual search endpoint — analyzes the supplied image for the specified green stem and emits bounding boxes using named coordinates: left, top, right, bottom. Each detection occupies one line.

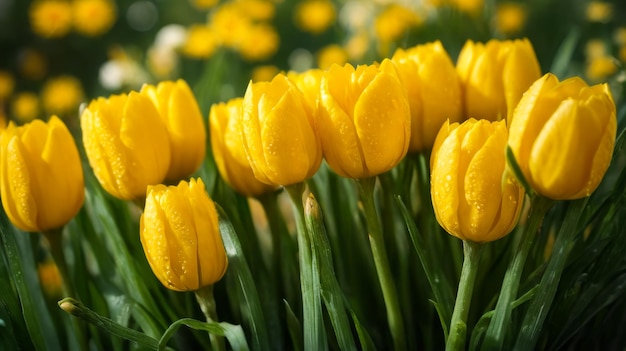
left=258, top=191, right=288, bottom=298
left=482, top=195, right=553, bottom=350
left=196, top=285, right=225, bottom=351
left=43, top=228, right=75, bottom=298
left=357, top=177, right=406, bottom=351
left=285, top=183, right=326, bottom=351
left=515, top=198, right=587, bottom=350
left=446, top=241, right=484, bottom=351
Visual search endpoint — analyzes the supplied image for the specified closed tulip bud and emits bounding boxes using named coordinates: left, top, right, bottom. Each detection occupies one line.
left=1, top=116, right=84, bottom=232
left=240, top=73, right=322, bottom=186
left=209, top=98, right=276, bottom=197
left=431, top=119, right=524, bottom=243
left=81, top=92, right=171, bottom=200
left=140, top=178, right=227, bottom=291
left=286, top=68, right=324, bottom=115
left=317, top=59, right=410, bottom=178
left=508, top=73, right=616, bottom=200
left=140, top=79, right=206, bottom=183
left=392, top=41, right=462, bottom=152
left=456, top=38, right=541, bottom=122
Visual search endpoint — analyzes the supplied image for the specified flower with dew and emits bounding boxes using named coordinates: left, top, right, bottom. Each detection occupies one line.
left=456, top=38, right=541, bottom=123
left=508, top=73, right=616, bottom=200
left=240, top=73, right=322, bottom=186
left=140, top=178, right=228, bottom=291
left=430, top=118, right=524, bottom=242
left=80, top=92, right=170, bottom=200
left=391, top=41, right=462, bottom=152
left=0, top=116, right=84, bottom=232
left=317, top=60, right=411, bottom=179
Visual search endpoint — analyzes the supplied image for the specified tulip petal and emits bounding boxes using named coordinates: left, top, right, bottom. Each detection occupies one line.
left=2, top=136, right=39, bottom=231
left=431, top=125, right=461, bottom=238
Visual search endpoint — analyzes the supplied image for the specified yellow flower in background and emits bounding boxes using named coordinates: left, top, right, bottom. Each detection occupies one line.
left=0, top=71, right=15, bottom=101
left=80, top=92, right=171, bottom=200
left=345, top=30, right=370, bottom=62
left=141, top=178, right=228, bottom=292
left=29, top=0, right=72, bottom=39
left=236, top=0, right=276, bottom=21
left=586, top=1, right=612, bottom=23
left=0, top=116, right=84, bottom=232
left=495, top=2, right=528, bottom=35
left=251, top=65, right=280, bottom=82
left=317, top=60, right=410, bottom=178
left=181, top=25, right=219, bottom=59
left=38, top=259, right=63, bottom=298
left=18, top=49, right=48, bottom=81
left=211, top=3, right=252, bottom=48
left=294, top=0, right=336, bottom=35
left=41, top=75, right=84, bottom=116
left=238, top=24, right=279, bottom=61
left=431, top=119, right=524, bottom=243
left=374, top=4, right=422, bottom=43
left=72, top=0, right=117, bottom=37
left=140, top=80, right=206, bottom=183
left=456, top=38, right=541, bottom=122
left=11, top=93, right=40, bottom=123
left=391, top=41, right=462, bottom=152
left=210, top=98, right=276, bottom=197
left=190, top=0, right=219, bottom=10
left=317, top=44, right=348, bottom=70
left=508, top=73, right=616, bottom=200
left=450, top=0, right=484, bottom=15
left=586, top=56, right=617, bottom=82
left=240, top=74, right=322, bottom=186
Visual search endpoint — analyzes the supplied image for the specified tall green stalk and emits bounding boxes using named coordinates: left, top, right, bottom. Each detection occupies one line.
left=285, top=183, right=326, bottom=351
left=357, top=177, right=406, bottom=351
left=446, top=241, right=484, bottom=351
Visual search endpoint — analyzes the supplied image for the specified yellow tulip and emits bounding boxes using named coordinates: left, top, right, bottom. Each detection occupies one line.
left=508, top=73, right=616, bottom=200
left=140, top=79, right=206, bottom=183
left=456, top=38, right=541, bottom=122
left=0, top=116, right=84, bottom=232
left=140, top=178, right=227, bottom=291
left=392, top=41, right=462, bottom=152
left=80, top=92, right=170, bottom=200
left=286, top=68, right=324, bottom=114
left=431, top=118, right=524, bottom=242
left=240, top=73, right=322, bottom=186
left=317, top=59, right=411, bottom=178
left=209, top=98, right=276, bottom=197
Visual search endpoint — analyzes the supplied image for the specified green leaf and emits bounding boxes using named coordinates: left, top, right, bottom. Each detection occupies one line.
left=216, top=205, right=271, bottom=351
left=350, top=310, right=377, bottom=351
left=396, top=195, right=454, bottom=338
left=158, top=318, right=249, bottom=351
left=549, top=27, right=580, bottom=78
left=283, top=300, right=303, bottom=351
left=0, top=211, right=61, bottom=351
left=59, top=297, right=160, bottom=349
left=304, top=193, right=357, bottom=350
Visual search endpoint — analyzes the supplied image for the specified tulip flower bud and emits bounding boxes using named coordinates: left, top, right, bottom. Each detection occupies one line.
left=317, top=59, right=411, bottom=178
left=140, top=79, right=206, bottom=183
left=456, top=38, right=541, bottom=122
left=286, top=68, right=324, bottom=114
left=140, top=178, right=228, bottom=291
left=240, top=73, right=322, bottom=186
left=1, top=116, right=84, bottom=232
left=392, top=41, right=462, bottom=152
left=431, top=119, right=524, bottom=243
left=81, top=92, right=171, bottom=200
left=209, top=98, right=276, bottom=197
left=508, top=73, right=616, bottom=200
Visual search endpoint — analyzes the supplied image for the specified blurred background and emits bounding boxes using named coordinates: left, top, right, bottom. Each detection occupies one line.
left=1, top=0, right=625, bottom=126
